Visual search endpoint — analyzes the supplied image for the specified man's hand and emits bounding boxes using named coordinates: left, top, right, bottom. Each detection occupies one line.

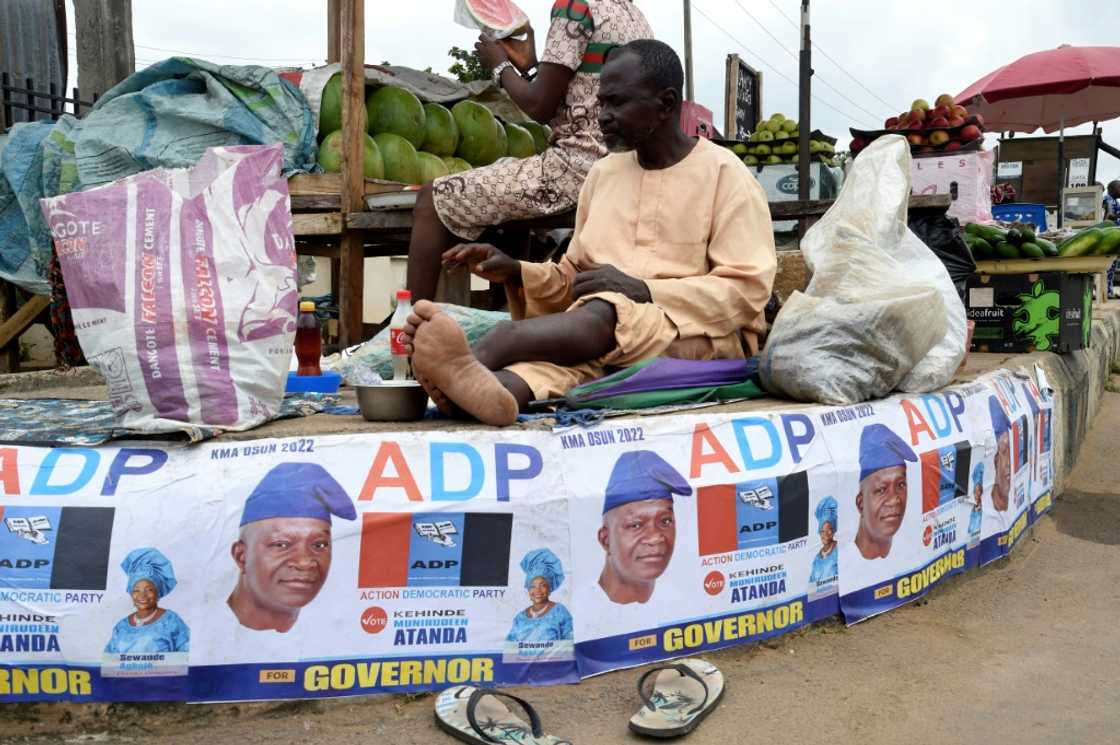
left=475, top=33, right=510, bottom=72
left=498, top=26, right=537, bottom=73
left=572, top=264, right=652, bottom=303
left=442, top=243, right=522, bottom=285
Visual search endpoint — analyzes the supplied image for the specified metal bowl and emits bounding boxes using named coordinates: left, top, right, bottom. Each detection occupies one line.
left=355, top=381, right=430, bottom=422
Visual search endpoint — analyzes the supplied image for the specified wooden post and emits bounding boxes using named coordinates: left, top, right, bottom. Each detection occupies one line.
left=74, top=0, right=134, bottom=97
left=796, top=0, right=811, bottom=237
left=338, top=0, right=367, bottom=347
left=682, top=0, right=694, bottom=102
left=327, top=0, right=341, bottom=64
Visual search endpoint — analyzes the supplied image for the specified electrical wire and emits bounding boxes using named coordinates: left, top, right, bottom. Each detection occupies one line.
left=728, top=0, right=892, bottom=122
left=691, top=3, right=877, bottom=128
left=764, top=0, right=902, bottom=115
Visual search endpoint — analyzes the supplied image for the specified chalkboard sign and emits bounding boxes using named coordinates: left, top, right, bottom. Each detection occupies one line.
left=724, top=54, right=762, bottom=141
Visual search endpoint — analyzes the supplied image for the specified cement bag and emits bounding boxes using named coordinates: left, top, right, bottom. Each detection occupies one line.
left=759, top=135, right=967, bottom=404
left=39, top=144, right=298, bottom=433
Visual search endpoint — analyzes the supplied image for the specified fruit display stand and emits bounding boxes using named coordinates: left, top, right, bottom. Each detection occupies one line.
left=971, top=256, right=1116, bottom=275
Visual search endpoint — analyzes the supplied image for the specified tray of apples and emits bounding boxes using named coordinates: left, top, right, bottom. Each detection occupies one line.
left=848, top=93, right=986, bottom=157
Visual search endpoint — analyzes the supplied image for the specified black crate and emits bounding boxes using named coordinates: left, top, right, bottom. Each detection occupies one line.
left=966, top=272, right=1091, bottom=354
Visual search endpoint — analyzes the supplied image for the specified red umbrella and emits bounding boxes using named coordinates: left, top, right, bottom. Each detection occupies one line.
left=957, top=45, right=1120, bottom=132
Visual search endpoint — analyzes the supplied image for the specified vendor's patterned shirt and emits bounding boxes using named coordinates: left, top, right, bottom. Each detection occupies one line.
left=542, top=0, right=653, bottom=170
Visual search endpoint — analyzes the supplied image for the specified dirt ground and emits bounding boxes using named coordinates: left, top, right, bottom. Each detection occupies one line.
left=3, top=390, right=1119, bottom=745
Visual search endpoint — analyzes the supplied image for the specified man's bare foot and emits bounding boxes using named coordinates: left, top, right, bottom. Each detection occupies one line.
left=410, top=301, right=518, bottom=426
left=415, top=370, right=459, bottom=418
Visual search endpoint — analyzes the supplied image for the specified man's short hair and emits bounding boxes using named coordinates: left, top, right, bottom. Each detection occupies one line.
left=1109, top=179, right=1120, bottom=190
left=611, top=39, right=684, bottom=97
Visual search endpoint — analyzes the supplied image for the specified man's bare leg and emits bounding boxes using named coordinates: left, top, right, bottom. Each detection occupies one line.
left=405, top=300, right=617, bottom=425
left=405, top=185, right=458, bottom=302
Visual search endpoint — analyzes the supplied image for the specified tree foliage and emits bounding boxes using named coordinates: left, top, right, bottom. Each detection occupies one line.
left=447, top=46, right=487, bottom=83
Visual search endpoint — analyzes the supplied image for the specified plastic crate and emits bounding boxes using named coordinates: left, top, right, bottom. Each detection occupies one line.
left=991, top=203, right=1048, bottom=231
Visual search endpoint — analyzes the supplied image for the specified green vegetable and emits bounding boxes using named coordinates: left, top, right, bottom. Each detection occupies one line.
left=1092, top=226, right=1120, bottom=255
left=1018, top=224, right=1037, bottom=243
left=966, top=223, right=1008, bottom=245
left=964, top=235, right=993, bottom=260
left=1035, top=238, right=1059, bottom=257
left=995, top=241, right=1020, bottom=260
left=1006, top=227, right=1024, bottom=246
left=1057, top=227, right=1106, bottom=257
left=1019, top=242, right=1045, bottom=258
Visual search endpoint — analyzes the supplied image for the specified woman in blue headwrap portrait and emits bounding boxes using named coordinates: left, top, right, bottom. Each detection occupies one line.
left=506, top=548, right=573, bottom=644
left=809, top=497, right=838, bottom=589
left=968, top=462, right=984, bottom=538
left=105, top=548, right=190, bottom=654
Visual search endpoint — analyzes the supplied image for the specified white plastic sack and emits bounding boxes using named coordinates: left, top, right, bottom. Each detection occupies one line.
left=759, top=135, right=967, bottom=404
left=40, top=144, right=298, bottom=433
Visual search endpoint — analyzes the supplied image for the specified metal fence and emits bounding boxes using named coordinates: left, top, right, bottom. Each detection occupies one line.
left=1, top=72, right=97, bottom=129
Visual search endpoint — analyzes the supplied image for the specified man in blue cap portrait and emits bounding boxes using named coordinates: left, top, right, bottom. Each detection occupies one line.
left=227, top=463, right=356, bottom=632
left=989, top=396, right=1012, bottom=513
left=854, top=424, right=917, bottom=560
left=597, top=450, right=692, bottom=605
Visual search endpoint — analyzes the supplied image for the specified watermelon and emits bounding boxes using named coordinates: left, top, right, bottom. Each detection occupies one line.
left=521, top=121, right=550, bottom=153
left=442, top=156, right=472, bottom=174
left=318, top=73, right=342, bottom=139
left=504, top=122, right=536, bottom=158
left=367, top=86, right=426, bottom=148
left=417, top=151, right=451, bottom=184
left=373, top=133, right=421, bottom=185
left=318, top=130, right=384, bottom=179
left=461, top=0, right=529, bottom=38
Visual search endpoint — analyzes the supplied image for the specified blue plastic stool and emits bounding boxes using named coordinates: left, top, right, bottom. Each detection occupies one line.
left=991, top=203, right=1048, bottom=231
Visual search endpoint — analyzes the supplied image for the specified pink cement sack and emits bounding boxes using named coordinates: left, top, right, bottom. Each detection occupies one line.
left=40, top=144, right=298, bottom=433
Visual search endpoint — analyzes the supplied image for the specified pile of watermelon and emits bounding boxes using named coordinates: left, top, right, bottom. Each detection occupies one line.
left=317, top=76, right=551, bottom=185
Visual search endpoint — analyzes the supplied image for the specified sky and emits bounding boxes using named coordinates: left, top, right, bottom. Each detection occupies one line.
left=65, top=0, right=1120, bottom=184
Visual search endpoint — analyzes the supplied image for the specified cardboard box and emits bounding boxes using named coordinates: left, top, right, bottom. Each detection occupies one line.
left=911, top=150, right=994, bottom=225
left=966, top=272, right=1091, bottom=354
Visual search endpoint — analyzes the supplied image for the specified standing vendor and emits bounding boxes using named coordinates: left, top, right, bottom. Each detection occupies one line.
left=406, top=0, right=654, bottom=301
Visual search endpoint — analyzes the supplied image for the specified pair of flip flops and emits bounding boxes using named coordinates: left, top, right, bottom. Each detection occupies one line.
left=434, top=658, right=723, bottom=742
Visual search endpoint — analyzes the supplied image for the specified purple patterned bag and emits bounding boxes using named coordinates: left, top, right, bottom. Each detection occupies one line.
left=40, top=144, right=298, bottom=433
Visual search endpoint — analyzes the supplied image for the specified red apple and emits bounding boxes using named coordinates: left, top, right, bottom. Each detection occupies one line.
left=911, top=98, right=930, bottom=111
left=885, top=116, right=900, bottom=129
left=909, top=108, right=927, bottom=122
left=951, top=104, right=968, bottom=119
left=947, top=116, right=966, bottom=128
left=930, top=117, right=950, bottom=128
left=935, top=93, right=955, bottom=109
left=959, top=124, right=982, bottom=141
left=907, top=133, right=924, bottom=146
left=945, top=141, right=963, bottom=152
left=931, top=105, right=951, bottom=120
left=929, top=130, right=951, bottom=146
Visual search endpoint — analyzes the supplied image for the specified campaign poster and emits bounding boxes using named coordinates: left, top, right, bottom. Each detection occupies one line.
left=977, top=373, right=1035, bottom=565
left=188, top=430, right=576, bottom=702
left=828, top=391, right=977, bottom=624
left=0, top=443, right=202, bottom=702
left=564, top=411, right=834, bottom=677
left=1019, top=371, right=1055, bottom=520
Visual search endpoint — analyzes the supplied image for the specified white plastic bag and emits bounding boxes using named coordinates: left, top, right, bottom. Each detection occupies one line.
left=40, top=144, right=298, bottom=433
left=759, top=135, right=967, bottom=404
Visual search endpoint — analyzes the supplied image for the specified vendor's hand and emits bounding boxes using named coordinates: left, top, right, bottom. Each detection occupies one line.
left=572, top=264, right=652, bottom=303
left=475, top=33, right=510, bottom=72
left=498, top=25, right=537, bottom=73
left=442, top=243, right=521, bottom=284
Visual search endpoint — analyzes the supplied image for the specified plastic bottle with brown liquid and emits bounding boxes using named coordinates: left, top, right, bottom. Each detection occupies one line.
left=295, top=300, right=322, bottom=376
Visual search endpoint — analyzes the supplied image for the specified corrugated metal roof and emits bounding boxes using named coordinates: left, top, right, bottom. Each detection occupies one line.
left=1, top=0, right=66, bottom=125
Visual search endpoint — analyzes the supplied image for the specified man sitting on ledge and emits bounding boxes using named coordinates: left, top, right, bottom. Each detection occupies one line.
left=400, top=39, right=776, bottom=426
